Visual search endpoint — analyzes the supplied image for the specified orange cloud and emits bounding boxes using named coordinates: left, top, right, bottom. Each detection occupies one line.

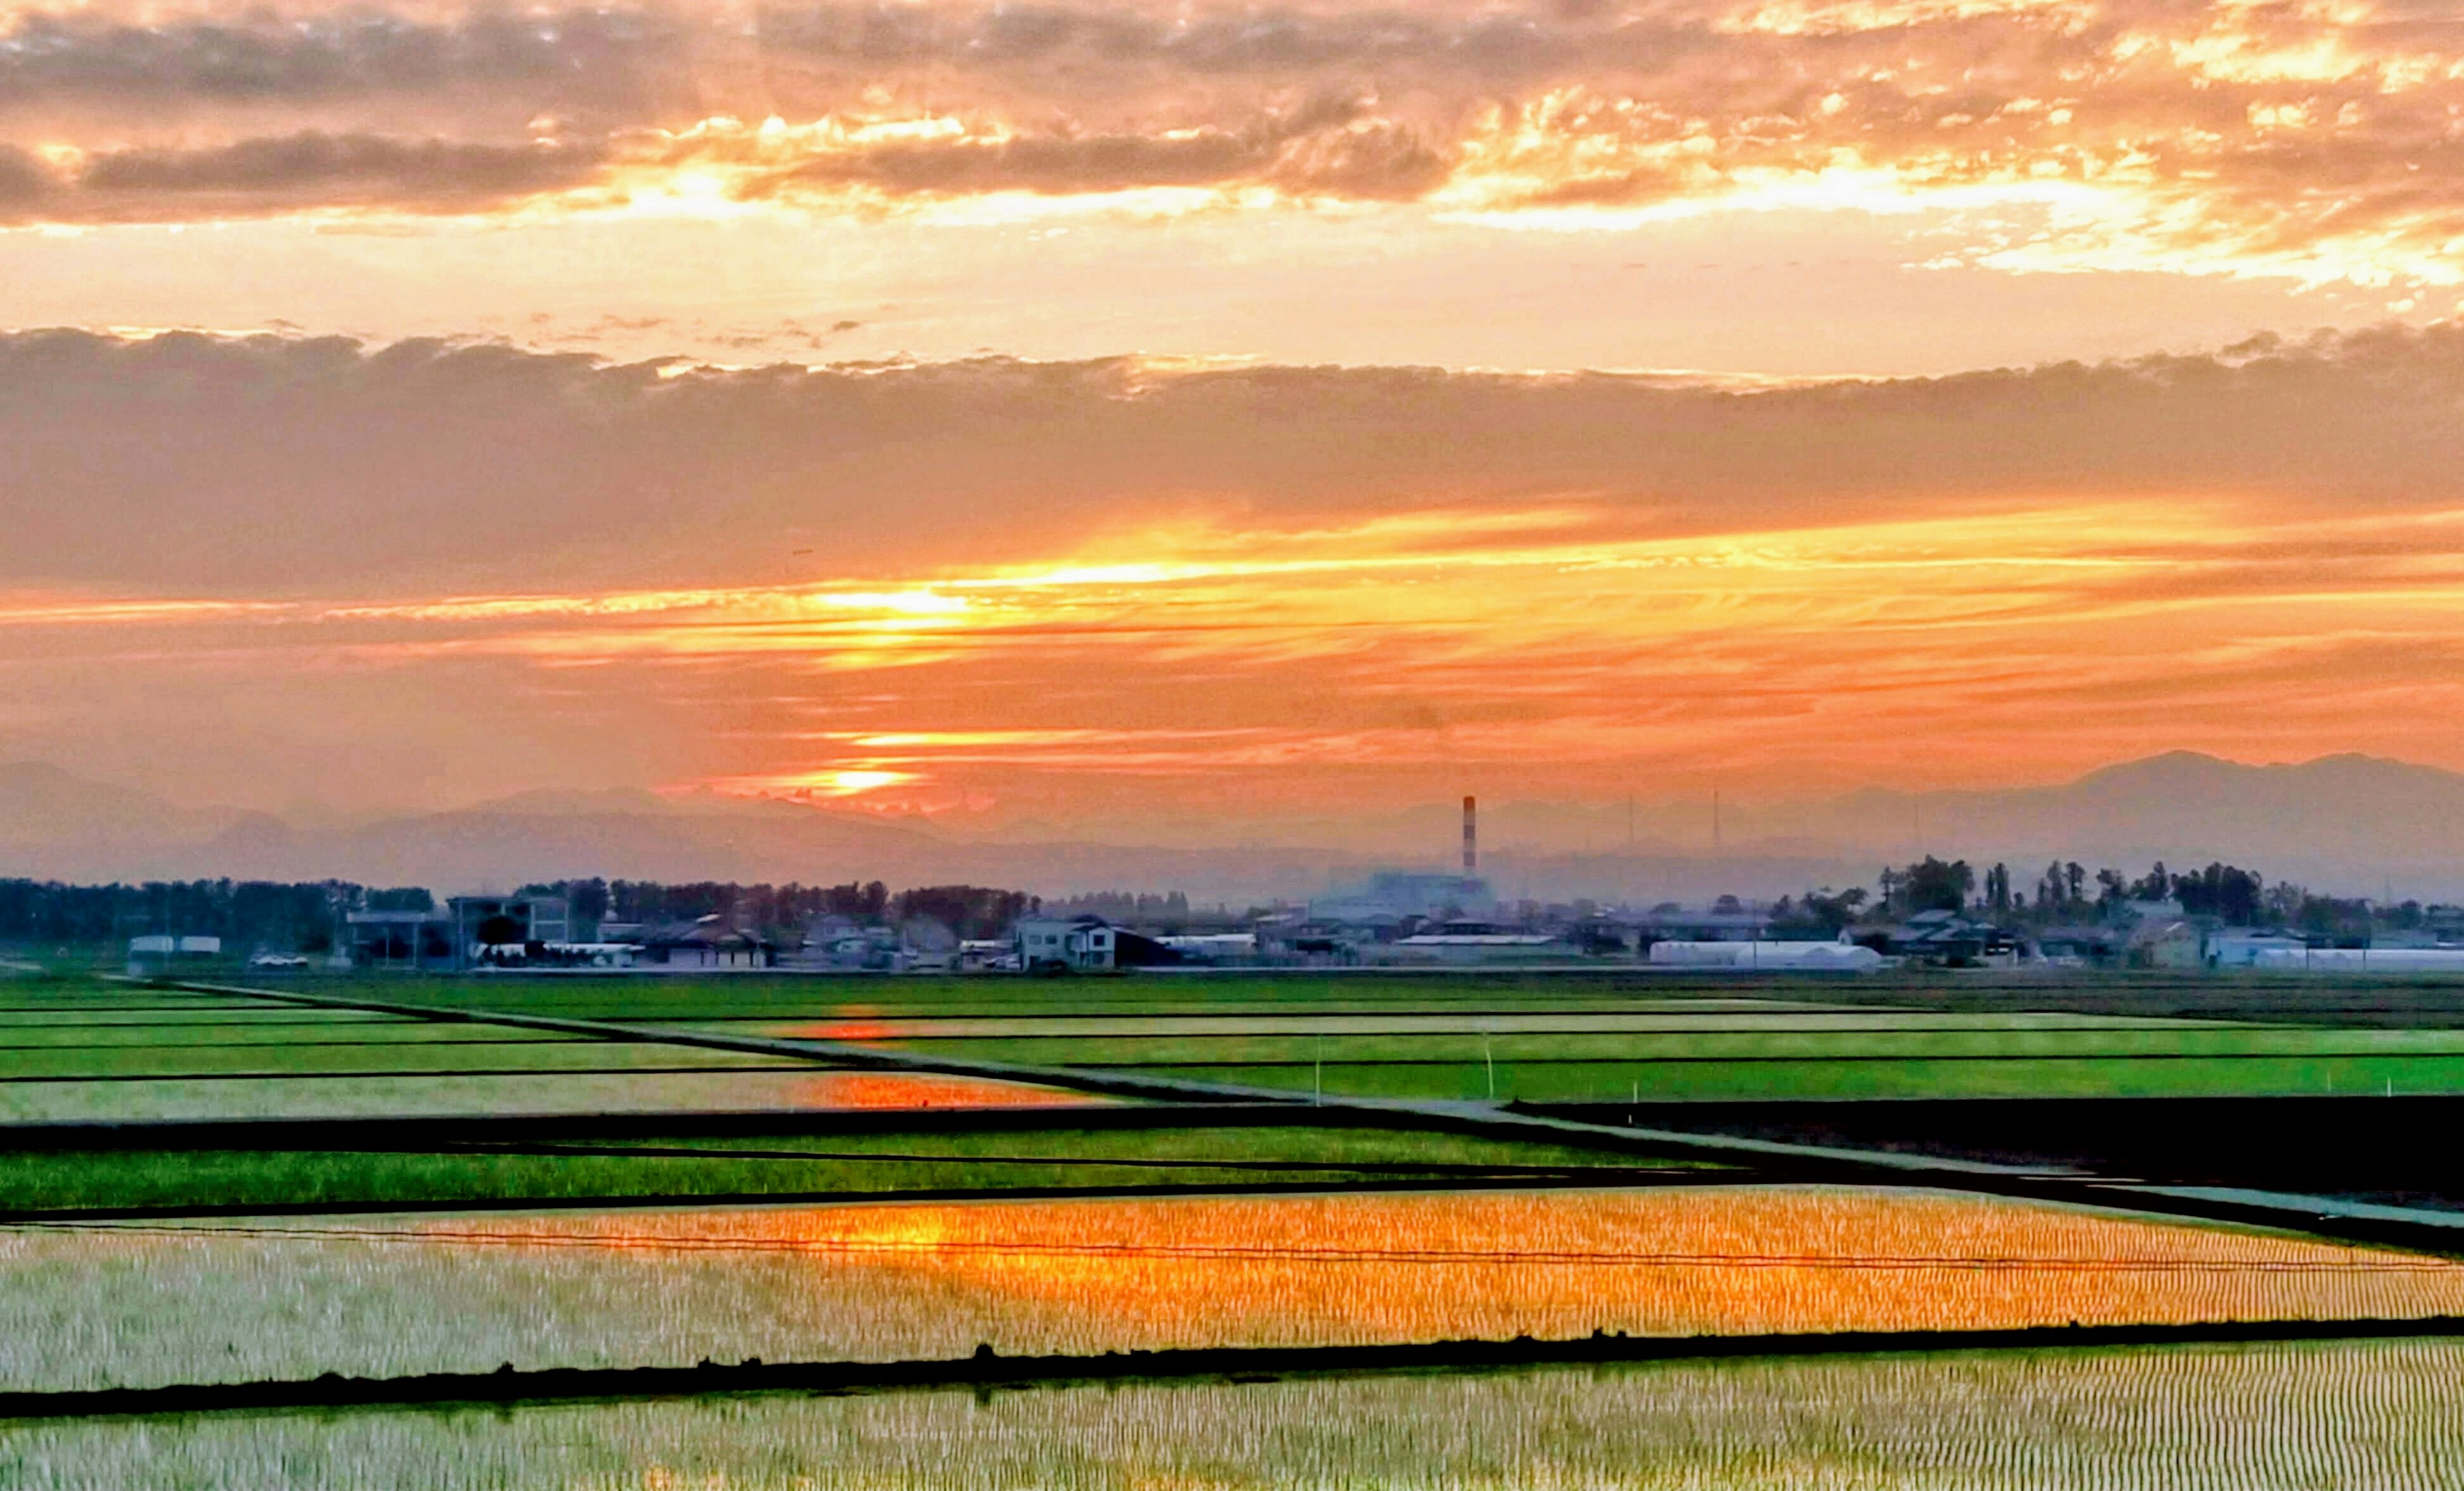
left=1, top=0, right=2463, bottom=284
left=14, top=325, right=2464, bottom=819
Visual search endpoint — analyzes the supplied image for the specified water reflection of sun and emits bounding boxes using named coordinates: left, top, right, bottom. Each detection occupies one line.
left=783, top=1071, right=1102, bottom=1109
left=432, top=1188, right=2464, bottom=1354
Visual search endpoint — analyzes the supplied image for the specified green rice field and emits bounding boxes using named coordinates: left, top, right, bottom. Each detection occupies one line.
left=243, top=971, right=2464, bottom=1103
left=0, top=1125, right=1664, bottom=1216
left=0, top=979, right=1100, bottom=1121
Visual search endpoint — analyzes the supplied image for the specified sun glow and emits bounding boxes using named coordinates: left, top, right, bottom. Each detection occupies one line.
left=30, top=492, right=2464, bottom=809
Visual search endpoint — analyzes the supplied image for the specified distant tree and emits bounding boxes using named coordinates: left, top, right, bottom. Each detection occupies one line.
left=2297, top=893, right=2372, bottom=946
left=891, top=885, right=1036, bottom=940
left=2127, top=861, right=2172, bottom=902
left=2171, top=863, right=2263, bottom=924
left=569, top=879, right=609, bottom=922
left=1773, top=886, right=1867, bottom=936
left=2264, top=881, right=2307, bottom=926
left=1895, top=857, right=1974, bottom=915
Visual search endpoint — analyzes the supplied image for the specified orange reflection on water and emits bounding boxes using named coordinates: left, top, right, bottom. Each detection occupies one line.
left=420, top=1188, right=2464, bottom=1352
left=783, top=1071, right=1106, bottom=1110
left=795, top=1020, right=896, bottom=1042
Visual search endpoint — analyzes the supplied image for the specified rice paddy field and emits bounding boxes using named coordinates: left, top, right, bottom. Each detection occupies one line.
left=273, top=970, right=2464, bottom=1103
left=0, top=983, right=1106, bottom=1122
left=3, top=1187, right=2460, bottom=1393
left=9, top=1338, right=2464, bottom=1490
left=8, top=966, right=2464, bottom=1485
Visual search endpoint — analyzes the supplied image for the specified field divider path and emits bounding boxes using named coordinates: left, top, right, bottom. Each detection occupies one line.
left=7, top=1316, right=2464, bottom=1422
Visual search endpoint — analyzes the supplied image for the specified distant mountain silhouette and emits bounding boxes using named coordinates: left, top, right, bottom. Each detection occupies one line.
left=1765, top=752, right=2464, bottom=892
left=0, top=763, right=233, bottom=872
left=0, top=752, right=2460, bottom=900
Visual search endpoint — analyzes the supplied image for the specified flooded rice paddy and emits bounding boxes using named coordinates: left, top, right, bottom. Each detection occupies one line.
left=4, top=1186, right=2460, bottom=1393
left=6, top=1337, right=2464, bottom=1488
left=0, top=1069, right=1104, bottom=1123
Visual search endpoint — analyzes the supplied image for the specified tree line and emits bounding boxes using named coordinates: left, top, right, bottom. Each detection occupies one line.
left=522, top=880, right=1040, bottom=942
left=0, top=879, right=416, bottom=953
left=1774, top=856, right=2436, bottom=940
left=0, top=877, right=1046, bottom=951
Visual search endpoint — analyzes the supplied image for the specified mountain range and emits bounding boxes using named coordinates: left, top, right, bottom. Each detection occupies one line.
left=1, top=752, right=2460, bottom=904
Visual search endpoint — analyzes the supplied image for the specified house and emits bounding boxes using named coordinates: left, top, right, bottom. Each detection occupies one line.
left=1634, top=904, right=1775, bottom=945
left=2129, top=918, right=2205, bottom=969
left=1254, top=917, right=1363, bottom=966
left=640, top=915, right=776, bottom=970
left=901, top=916, right=962, bottom=972
left=2030, top=926, right=2121, bottom=966
left=786, top=913, right=891, bottom=970
left=1015, top=916, right=1116, bottom=972
left=1856, top=911, right=2022, bottom=967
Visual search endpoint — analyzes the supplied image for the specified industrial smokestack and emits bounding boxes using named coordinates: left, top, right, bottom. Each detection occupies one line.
left=1462, top=795, right=1478, bottom=874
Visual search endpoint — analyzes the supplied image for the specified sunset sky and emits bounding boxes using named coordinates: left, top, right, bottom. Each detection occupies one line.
left=7, top=0, right=2464, bottom=830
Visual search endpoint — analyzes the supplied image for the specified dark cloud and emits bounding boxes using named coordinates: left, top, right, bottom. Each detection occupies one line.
left=81, top=130, right=604, bottom=201
left=0, top=132, right=609, bottom=221
left=0, top=142, right=52, bottom=203
left=6, top=323, right=2464, bottom=595
left=761, top=125, right=1272, bottom=195
left=0, top=7, right=672, bottom=106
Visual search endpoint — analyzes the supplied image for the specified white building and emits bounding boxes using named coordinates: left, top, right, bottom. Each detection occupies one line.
left=1015, top=917, right=1116, bottom=971
left=2250, top=945, right=2464, bottom=972
left=1379, top=931, right=1566, bottom=966
left=2205, top=931, right=2309, bottom=968
left=126, top=934, right=223, bottom=977
left=1648, top=940, right=1883, bottom=971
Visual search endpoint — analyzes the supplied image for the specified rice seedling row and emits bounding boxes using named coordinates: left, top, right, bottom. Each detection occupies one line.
left=0, top=1062, right=807, bottom=1086
left=0, top=1187, right=2455, bottom=1396
left=1116, top=1055, right=2464, bottom=1103
left=11, top=1338, right=2456, bottom=1490
left=0, top=1069, right=1110, bottom=1123
left=0, top=1032, right=597, bottom=1054
left=0, top=1127, right=1679, bottom=1218
left=813, top=1029, right=2464, bottom=1065
left=720, top=1012, right=2235, bottom=1040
